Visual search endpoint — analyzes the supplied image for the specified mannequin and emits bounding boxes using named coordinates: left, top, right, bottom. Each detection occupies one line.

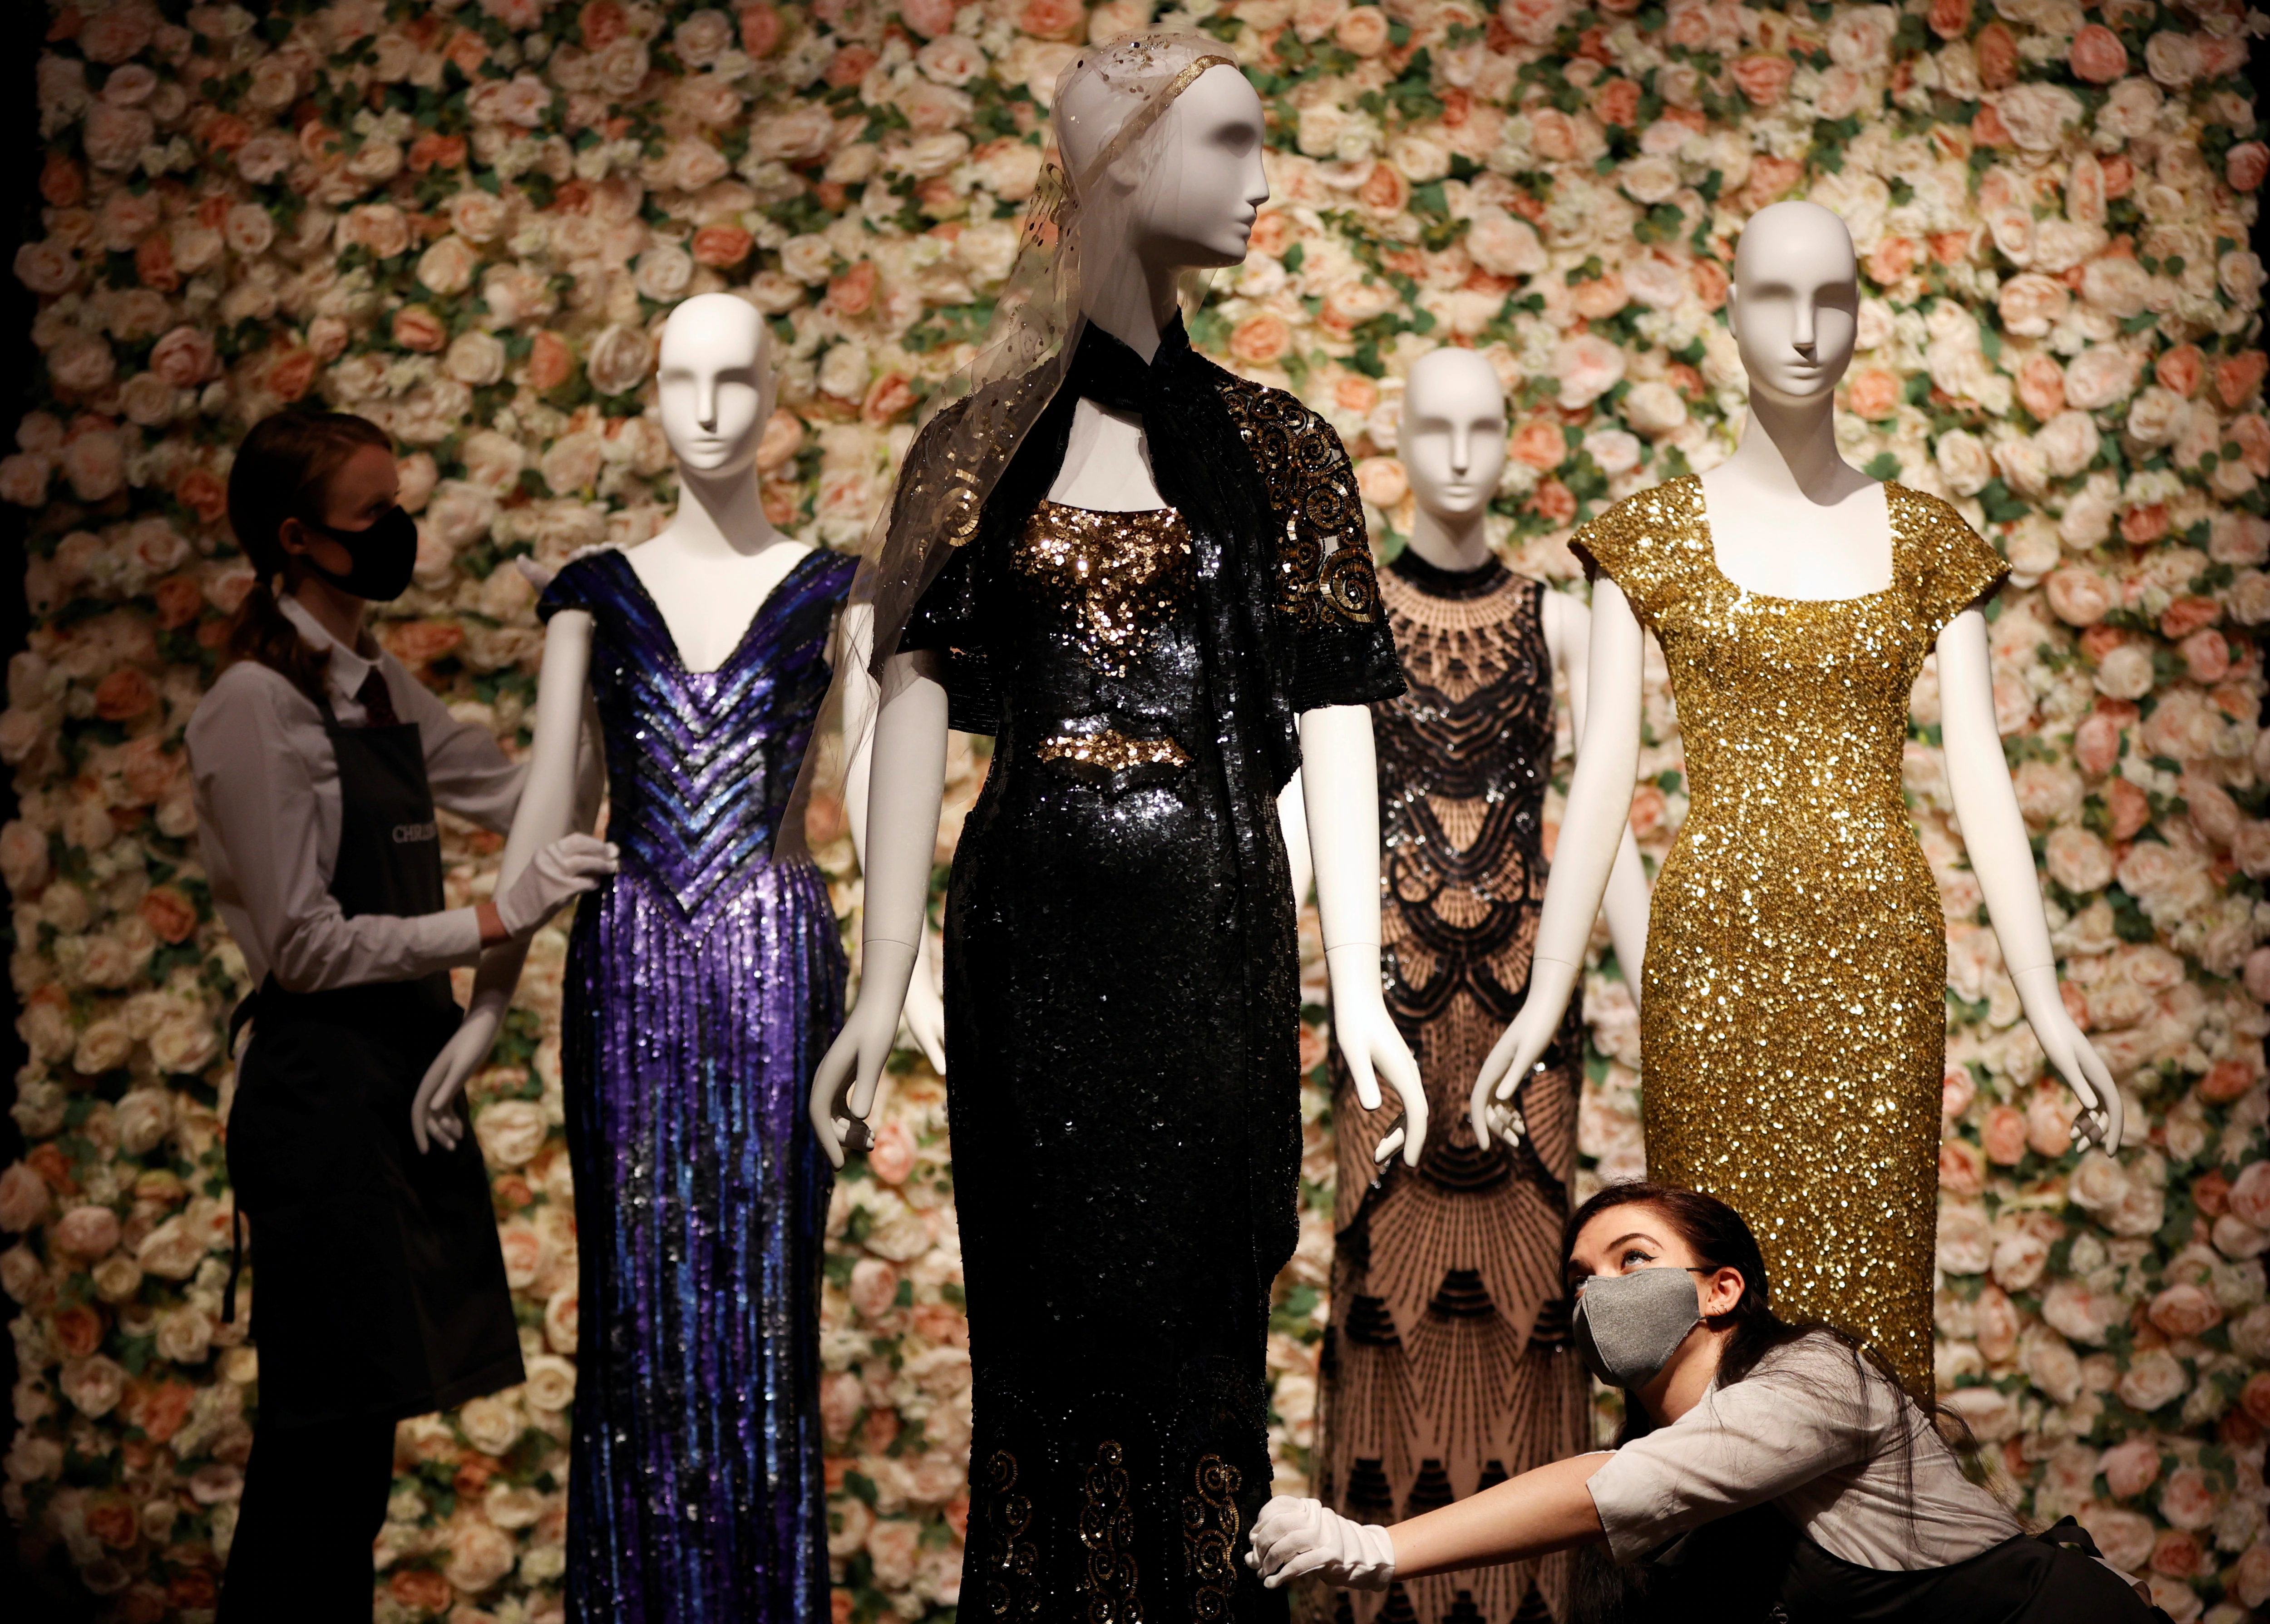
left=1471, top=201, right=2116, bottom=1394
left=811, top=62, right=1423, bottom=1158
left=410, top=298, right=940, bottom=1127
left=1308, top=346, right=1649, bottom=1624
left=807, top=38, right=1425, bottom=1621
left=415, top=293, right=915, bottom=1623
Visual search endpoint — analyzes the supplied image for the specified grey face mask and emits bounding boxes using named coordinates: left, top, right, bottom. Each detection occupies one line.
left=1572, top=1266, right=1708, bottom=1390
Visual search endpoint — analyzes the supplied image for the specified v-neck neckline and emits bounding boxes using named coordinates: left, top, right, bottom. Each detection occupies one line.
left=607, top=545, right=828, bottom=676
left=1691, top=475, right=1901, bottom=607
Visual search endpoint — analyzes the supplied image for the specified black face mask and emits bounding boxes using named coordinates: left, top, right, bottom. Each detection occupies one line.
left=296, top=505, right=418, bottom=602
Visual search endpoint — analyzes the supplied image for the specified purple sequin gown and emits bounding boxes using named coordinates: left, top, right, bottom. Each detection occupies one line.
left=538, top=547, right=855, bottom=1624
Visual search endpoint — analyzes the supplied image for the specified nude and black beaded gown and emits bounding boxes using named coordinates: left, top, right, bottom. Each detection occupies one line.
left=900, top=317, right=1405, bottom=1623
left=1311, top=553, right=1589, bottom=1624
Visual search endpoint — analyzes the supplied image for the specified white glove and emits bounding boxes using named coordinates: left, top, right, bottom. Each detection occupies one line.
left=494, top=834, right=618, bottom=938
left=1245, top=1496, right=1396, bottom=1592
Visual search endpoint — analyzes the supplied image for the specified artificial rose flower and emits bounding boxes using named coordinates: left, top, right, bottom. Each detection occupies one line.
left=585, top=323, right=653, bottom=398
left=1553, top=335, right=1624, bottom=411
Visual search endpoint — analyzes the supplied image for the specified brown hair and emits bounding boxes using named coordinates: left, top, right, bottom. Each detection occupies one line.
left=222, top=410, right=392, bottom=704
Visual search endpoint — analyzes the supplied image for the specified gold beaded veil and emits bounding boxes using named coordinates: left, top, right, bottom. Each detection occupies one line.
left=777, top=33, right=1240, bottom=861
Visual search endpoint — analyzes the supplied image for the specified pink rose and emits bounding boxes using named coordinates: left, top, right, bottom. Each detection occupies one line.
left=2101, top=1437, right=2161, bottom=1499
left=415, top=235, right=477, bottom=297
left=2065, top=346, right=2143, bottom=410
left=2115, top=1348, right=2188, bottom=1413
left=2043, top=565, right=2112, bottom=627
left=52, top=1204, right=120, bottom=1257
left=849, top=1257, right=899, bottom=1319
left=2069, top=25, right=2128, bottom=84
left=1997, top=273, right=2070, bottom=337
left=1554, top=334, right=1625, bottom=410
left=2044, top=825, right=2113, bottom=893
left=1729, top=53, right=1793, bottom=107
left=2073, top=711, right=2123, bottom=777
left=59, top=1353, right=126, bottom=1417
left=2228, top=1161, right=2270, bottom=1229
left=1981, top=1104, right=2029, bottom=1165
left=150, top=326, right=217, bottom=388
left=2157, top=1465, right=2222, bottom=1532
left=868, top=1120, right=917, bottom=1185
left=2146, top=1281, right=2220, bottom=1338
left=60, top=433, right=123, bottom=503
left=83, top=103, right=154, bottom=172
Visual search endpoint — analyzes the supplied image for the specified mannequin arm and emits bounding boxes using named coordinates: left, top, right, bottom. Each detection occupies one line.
left=839, top=607, right=947, bottom=1075
left=1300, top=704, right=1426, bottom=1165
left=1936, top=611, right=2120, bottom=1148
left=1548, top=588, right=1651, bottom=997
left=413, top=610, right=594, bottom=1153
left=1473, top=580, right=1645, bottom=1145
left=809, top=651, right=948, bottom=1167
left=1278, top=771, right=1313, bottom=907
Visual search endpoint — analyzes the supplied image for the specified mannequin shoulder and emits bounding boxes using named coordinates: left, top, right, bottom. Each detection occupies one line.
left=1886, top=480, right=1990, bottom=548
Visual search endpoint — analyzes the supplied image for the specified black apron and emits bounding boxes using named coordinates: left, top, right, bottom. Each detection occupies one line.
left=1594, top=1505, right=2172, bottom=1624
left=223, top=694, right=523, bottom=1428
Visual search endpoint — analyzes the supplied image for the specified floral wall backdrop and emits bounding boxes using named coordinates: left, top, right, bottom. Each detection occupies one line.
left=0, top=0, right=2267, bottom=1619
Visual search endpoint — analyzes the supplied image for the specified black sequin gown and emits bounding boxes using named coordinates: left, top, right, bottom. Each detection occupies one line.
left=902, top=319, right=1403, bottom=1623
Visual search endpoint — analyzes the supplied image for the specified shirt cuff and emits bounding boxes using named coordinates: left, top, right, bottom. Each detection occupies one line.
left=1584, top=1454, right=1664, bottom=1566
left=433, top=905, right=486, bottom=967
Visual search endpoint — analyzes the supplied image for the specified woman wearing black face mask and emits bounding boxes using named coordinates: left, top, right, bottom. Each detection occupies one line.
left=1248, top=1182, right=2173, bottom=1624
left=188, top=410, right=615, bottom=1619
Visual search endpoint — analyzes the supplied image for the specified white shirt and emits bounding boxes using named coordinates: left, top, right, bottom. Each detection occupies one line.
left=186, top=597, right=526, bottom=992
left=1585, top=1331, right=2022, bottom=1570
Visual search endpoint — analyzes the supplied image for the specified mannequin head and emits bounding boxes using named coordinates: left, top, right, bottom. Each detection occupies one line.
left=1725, top=201, right=1859, bottom=408
left=1056, top=56, right=1268, bottom=279
left=656, top=293, right=775, bottom=479
left=1398, top=348, right=1508, bottom=524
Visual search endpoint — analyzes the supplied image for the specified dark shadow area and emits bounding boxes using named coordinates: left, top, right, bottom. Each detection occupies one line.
left=1, top=7, right=89, bottom=1622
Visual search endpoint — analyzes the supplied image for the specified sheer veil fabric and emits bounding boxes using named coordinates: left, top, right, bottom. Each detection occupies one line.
left=775, top=33, right=1235, bottom=862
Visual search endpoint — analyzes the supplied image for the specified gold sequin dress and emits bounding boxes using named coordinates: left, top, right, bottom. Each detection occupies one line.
left=1569, top=477, right=2007, bottom=1392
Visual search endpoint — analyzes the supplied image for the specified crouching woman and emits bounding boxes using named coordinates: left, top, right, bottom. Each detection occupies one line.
left=1248, top=1181, right=2169, bottom=1623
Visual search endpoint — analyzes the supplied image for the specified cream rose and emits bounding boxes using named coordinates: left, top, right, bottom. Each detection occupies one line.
left=474, top=1100, right=547, bottom=1169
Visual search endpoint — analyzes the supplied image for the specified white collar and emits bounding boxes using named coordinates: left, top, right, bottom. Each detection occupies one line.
left=276, top=595, right=379, bottom=709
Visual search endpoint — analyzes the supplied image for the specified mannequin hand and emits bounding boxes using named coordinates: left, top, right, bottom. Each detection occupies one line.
left=809, top=941, right=918, bottom=1169
left=1325, top=943, right=1427, bottom=1167
left=412, top=1001, right=503, bottom=1155
left=494, top=834, right=618, bottom=938
left=1471, top=957, right=1580, bottom=1150
left=1244, top=1497, right=1396, bottom=1592
left=2013, top=966, right=2122, bottom=1150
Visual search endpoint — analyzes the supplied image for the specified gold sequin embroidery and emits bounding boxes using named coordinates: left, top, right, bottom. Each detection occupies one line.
left=1571, top=476, right=2008, bottom=1397
left=1180, top=1454, right=1242, bottom=1620
left=981, top=1449, right=1042, bottom=1621
left=1213, top=373, right=1383, bottom=629
left=1014, top=500, right=1195, bottom=676
left=1037, top=730, right=1191, bottom=772
left=1075, top=1441, right=1144, bottom=1624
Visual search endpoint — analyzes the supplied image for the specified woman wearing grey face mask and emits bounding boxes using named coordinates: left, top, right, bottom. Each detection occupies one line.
left=1247, top=1182, right=2172, bottom=1624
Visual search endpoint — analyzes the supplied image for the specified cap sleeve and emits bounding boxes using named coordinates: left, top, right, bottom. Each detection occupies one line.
left=898, top=529, right=1000, bottom=735
left=1566, top=478, right=1706, bottom=629
left=1214, top=375, right=1404, bottom=711
left=536, top=553, right=605, bottom=622
left=1897, top=484, right=2008, bottom=637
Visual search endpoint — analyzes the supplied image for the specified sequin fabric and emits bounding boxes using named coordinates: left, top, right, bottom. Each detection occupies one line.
left=1571, top=478, right=2006, bottom=1393
left=1013, top=499, right=1196, bottom=677
left=537, top=547, right=855, bottom=1624
left=1311, top=555, right=1588, bottom=1624
left=903, top=327, right=1401, bottom=1619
